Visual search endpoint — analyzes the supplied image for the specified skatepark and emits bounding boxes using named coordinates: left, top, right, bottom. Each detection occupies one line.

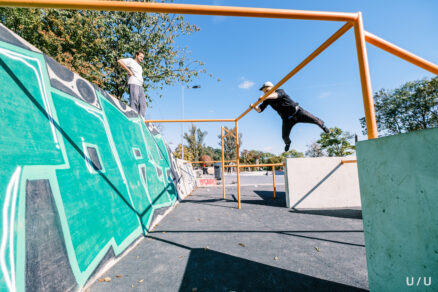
left=0, top=1, right=437, bottom=291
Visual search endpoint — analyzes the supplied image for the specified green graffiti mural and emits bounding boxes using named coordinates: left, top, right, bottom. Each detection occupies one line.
left=0, top=23, right=196, bottom=291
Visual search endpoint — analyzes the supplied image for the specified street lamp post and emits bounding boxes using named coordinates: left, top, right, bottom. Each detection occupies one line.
left=181, top=85, right=200, bottom=160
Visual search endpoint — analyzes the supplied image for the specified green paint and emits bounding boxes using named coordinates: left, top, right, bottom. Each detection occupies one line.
left=356, top=128, right=438, bottom=291
left=0, top=30, right=189, bottom=291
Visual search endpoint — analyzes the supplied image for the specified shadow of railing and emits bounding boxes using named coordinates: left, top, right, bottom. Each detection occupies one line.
left=291, top=163, right=342, bottom=209
left=290, top=208, right=362, bottom=219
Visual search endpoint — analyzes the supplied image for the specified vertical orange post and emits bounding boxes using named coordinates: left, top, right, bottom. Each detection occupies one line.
left=272, top=166, right=277, bottom=199
left=354, top=12, right=378, bottom=139
left=235, top=120, right=241, bottom=209
left=221, top=126, right=226, bottom=199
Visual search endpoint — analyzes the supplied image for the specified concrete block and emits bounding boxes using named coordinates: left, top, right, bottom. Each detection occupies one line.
left=357, top=128, right=438, bottom=291
left=284, top=157, right=361, bottom=209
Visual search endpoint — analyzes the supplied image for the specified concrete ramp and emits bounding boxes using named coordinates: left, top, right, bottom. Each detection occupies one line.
left=0, top=23, right=196, bottom=291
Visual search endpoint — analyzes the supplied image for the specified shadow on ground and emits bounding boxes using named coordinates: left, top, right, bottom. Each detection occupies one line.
left=181, top=190, right=286, bottom=209
left=149, top=236, right=367, bottom=292
left=290, top=208, right=363, bottom=219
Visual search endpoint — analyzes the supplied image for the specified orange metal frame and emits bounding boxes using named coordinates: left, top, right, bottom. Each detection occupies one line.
left=5, top=0, right=437, bottom=209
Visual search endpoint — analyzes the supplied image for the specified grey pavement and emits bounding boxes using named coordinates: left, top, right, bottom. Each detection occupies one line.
left=89, top=185, right=368, bottom=292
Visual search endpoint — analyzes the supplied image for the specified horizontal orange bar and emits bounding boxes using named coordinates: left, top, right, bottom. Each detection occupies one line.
left=190, top=160, right=235, bottom=164
left=365, top=31, right=438, bottom=75
left=236, top=21, right=354, bottom=121
left=0, top=0, right=358, bottom=21
left=341, top=159, right=357, bottom=164
left=224, top=163, right=285, bottom=168
left=145, top=119, right=235, bottom=123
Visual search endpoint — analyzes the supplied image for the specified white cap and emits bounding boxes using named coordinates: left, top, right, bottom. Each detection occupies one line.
left=259, top=81, right=274, bottom=91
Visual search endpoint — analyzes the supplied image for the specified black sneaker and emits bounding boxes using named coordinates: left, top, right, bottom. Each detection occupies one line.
left=322, top=125, right=330, bottom=134
left=284, top=143, right=291, bottom=152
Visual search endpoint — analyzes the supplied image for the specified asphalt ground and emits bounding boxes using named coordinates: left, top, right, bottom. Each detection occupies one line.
left=89, top=185, right=368, bottom=292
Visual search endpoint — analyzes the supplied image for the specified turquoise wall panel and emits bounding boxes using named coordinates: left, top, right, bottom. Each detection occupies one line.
left=356, top=128, right=438, bottom=291
left=0, top=23, right=195, bottom=291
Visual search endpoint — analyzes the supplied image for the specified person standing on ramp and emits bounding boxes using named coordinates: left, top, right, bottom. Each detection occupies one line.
left=251, top=81, right=330, bottom=152
left=118, top=50, right=146, bottom=117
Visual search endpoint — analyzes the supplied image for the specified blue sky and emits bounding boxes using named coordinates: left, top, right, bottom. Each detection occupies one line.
left=146, top=0, right=438, bottom=155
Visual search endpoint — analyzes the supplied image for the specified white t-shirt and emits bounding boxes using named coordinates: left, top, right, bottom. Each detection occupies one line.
left=120, top=58, right=143, bottom=86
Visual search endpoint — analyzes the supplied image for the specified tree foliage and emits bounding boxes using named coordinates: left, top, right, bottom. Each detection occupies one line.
left=173, top=144, right=193, bottom=161
left=218, top=126, right=242, bottom=161
left=183, top=124, right=207, bottom=162
left=316, top=127, right=355, bottom=157
left=305, top=142, right=324, bottom=157
left=360, top=77, right=438, bottom=136
left=0, top=4, right=206, bottom=104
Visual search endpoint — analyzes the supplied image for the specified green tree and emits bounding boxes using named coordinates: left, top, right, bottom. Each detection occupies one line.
left=305, top=142, right=325, bottom=157
left=184, top=124, right=207, bottom=162
left=317, top=127, right=356, bottom=157
left=360, top=77, right=438, bottom=136
left=173, top=144, right=194, bottom=161
left=203, top=146, right=221, bottom=161
left=282, top=149, right=304, bottom=158
left=0, top=4, right=206, bottom=103
left=218, top=126, right=242, bottom=161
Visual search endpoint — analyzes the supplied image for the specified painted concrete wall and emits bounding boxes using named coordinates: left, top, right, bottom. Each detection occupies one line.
left=284, top=157, right=361, bottom=209
left=356, top=128, right=438, bottom=291
left=0, top=23, right=196, bottom=291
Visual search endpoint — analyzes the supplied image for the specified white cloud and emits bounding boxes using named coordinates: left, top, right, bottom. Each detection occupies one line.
left=238, top=80, right=255, bottom=89
left=318, top=91, right=331, bottom=99
left=263, top=146, right=273, bottom=152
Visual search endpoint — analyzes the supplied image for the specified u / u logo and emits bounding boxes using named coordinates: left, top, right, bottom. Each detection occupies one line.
left=406, top=277, right=431, bottom=287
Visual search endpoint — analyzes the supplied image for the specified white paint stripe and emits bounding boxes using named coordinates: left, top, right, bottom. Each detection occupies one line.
left=9, top=167, right=20, bottom=291
left=0, top=166, right=21, bottom=292
left=0, top=49, right=59, bottom=148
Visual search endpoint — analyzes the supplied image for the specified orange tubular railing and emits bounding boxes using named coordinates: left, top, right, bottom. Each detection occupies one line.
left=224, top=163, right=285, bottom=201
left=354, top=12, right=378, bottom=139
left=341, top=159, right=357, bottom=165
left=145, top=119, right=235, bottom=123
left=4, top=1, right=438, bottom=209
left=364, top=31, right=438, bottom=75
left=0, top=0, right=358, bottom=21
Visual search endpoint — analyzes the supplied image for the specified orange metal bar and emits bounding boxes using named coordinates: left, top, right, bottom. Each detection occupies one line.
left=221, top=126, right=226, bottom=200
left=190, top=160, right=235, bottom=164
left=145, top=119, right=235, bottom=123
left=235, top=120, right=241, bottom=209
left=365, top=31, right=438, bottom=75
left=341, top=159, right=357, bottom=164
left=354, top=13, right=378, bottom=139
left=272, top=166, right=277, bottom=199
left=0, top=0, right=358, bottom=21
left=233, top=163, right=285, bottom=168
left=236, top=21, right=354, bottom=121
left=223, top=129, right=236, bottom=139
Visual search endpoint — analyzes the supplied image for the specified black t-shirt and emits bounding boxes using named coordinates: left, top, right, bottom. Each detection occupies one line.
left=258, top=89, right=298, bottom=119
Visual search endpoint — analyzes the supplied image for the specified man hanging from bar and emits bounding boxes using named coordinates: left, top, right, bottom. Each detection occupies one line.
left=251, top=81, right=330, bottom=152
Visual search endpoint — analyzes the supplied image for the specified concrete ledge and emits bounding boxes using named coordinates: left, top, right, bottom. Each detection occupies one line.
left=284, top=157, right=361, bottom=209
left=356, top=128, right=438, bottom=291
